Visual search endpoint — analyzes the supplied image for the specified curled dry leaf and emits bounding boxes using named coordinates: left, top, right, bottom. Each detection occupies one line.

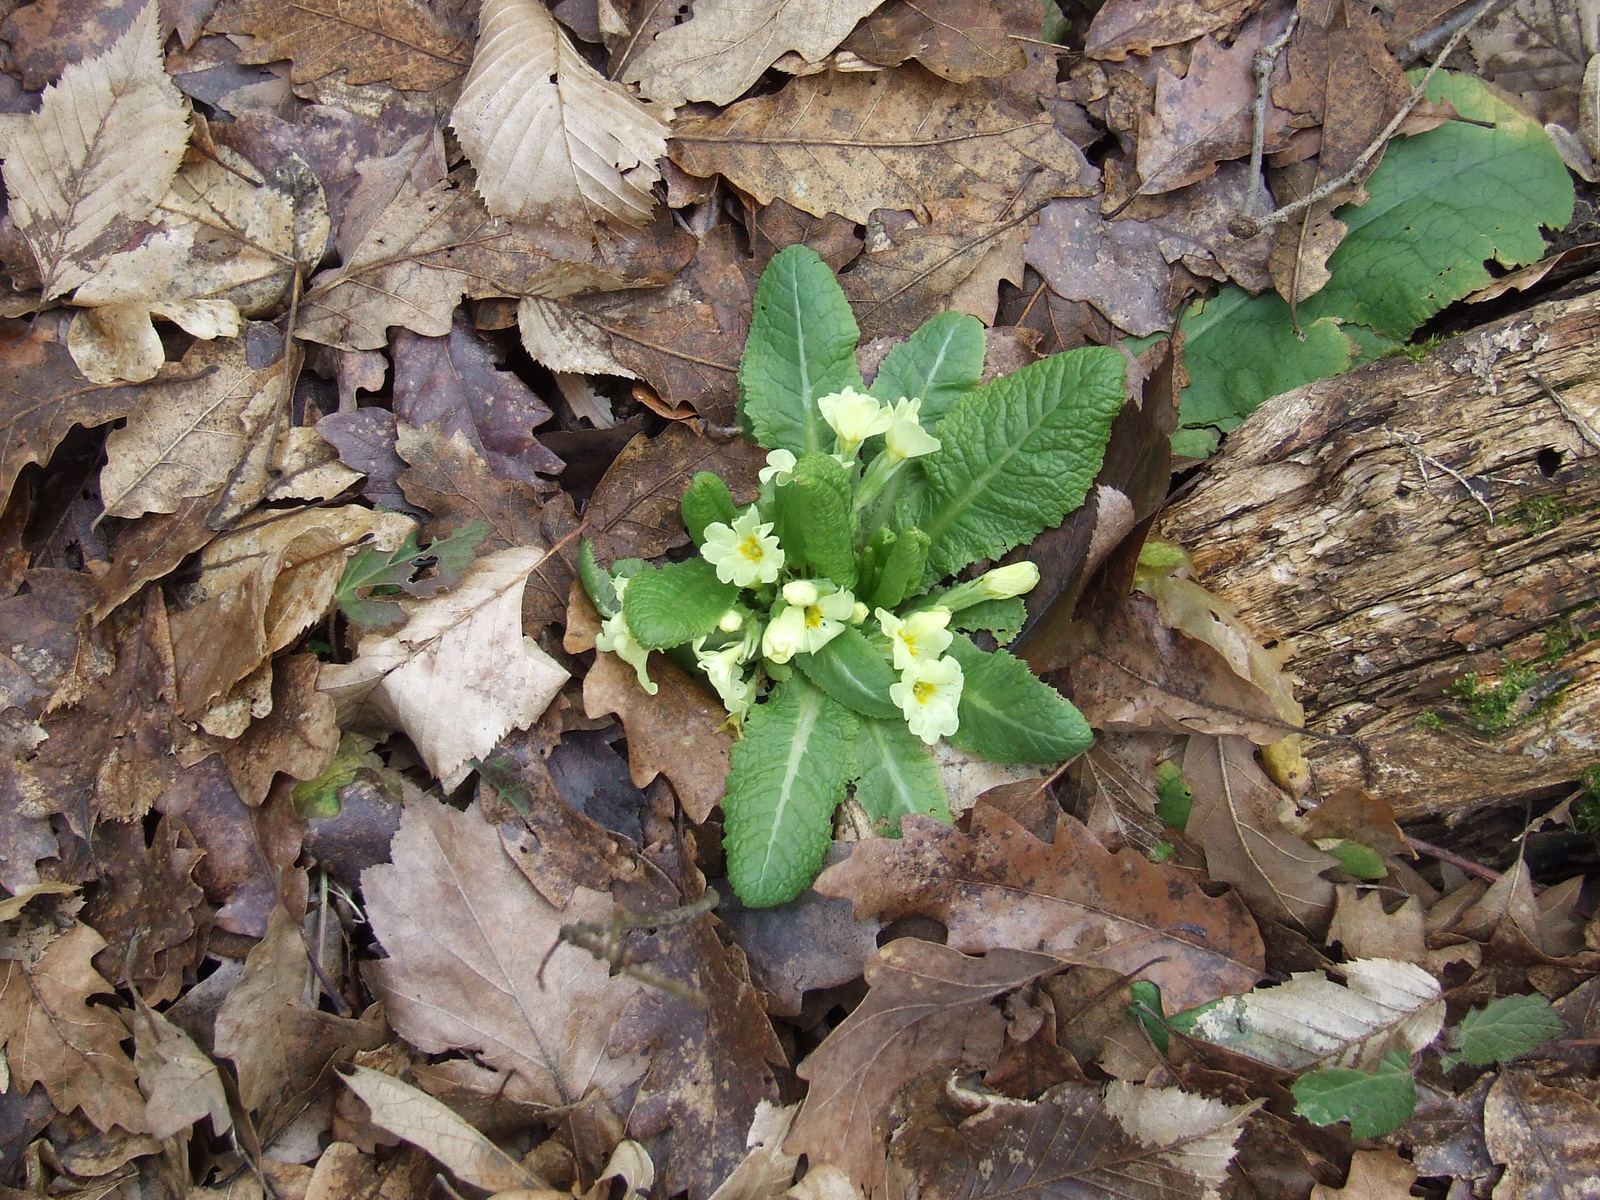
left=319, top=544, right=569, bottom=786
left=1087, top=0, right=1262, bottom=61
left=0, top=1, right=189, bottom=299
left=452, top=0, right=667, bottom=238
left=363, top=796, right=650, bottom=1109
left=817, top=803, right=1266, bottom=1016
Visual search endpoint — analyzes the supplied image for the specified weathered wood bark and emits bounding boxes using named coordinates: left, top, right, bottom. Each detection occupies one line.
left=1156, top=284, right=1600, bottom=824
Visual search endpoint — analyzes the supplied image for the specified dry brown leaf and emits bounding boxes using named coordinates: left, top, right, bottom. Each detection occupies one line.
left=1310, top=1148, right=1418, bottom=1199
left=622, top=0, right=881, bottom=106
left=1026, top=199, right=1174, bottom=337
left=207, top=0, right=473, bottom=91
left=2, top=0, right=198, bottom=91
left=1468, top=0, right=1595, bottom=129
left=0, top=923, right=147, bottom=1133
left=1086, top=0, right=1261, bottom=60
left=214, top=905, right=387, bottom=1118
left=218, top=653, right=340, bottom=808
left=1078, top=739, right=1168, bottom=858
left=1327, top=886, right=1426, bottom=964
left=396, top=422, right=549, bottom=549
left=1182, top=734, right=1337, bottom=934
left=816, top=803, right=1266, bottom=1013
left=841, top=0, right=1025, bottom=82
left=98, top=339, right=286, bottom=519
left=786, top=939, right=1061, bottom=1190
left=1483, top=1070, right=1600, bottom=1200
left=670, top=66, right=1092, bottom=224
left=129, top=993, right=232, bottom=1140
left=452, top=0, right=667, bottom=239
left=704, top=1102, right=800, bottom=1200
left=363, top=795, right=650, bottom=1108
left=886, top=1079, right=1256, bottom=1198
left=0, top=1, right=189, bottom=299
left=319, top=544, right=568, bottom=786
left=340, top=1066, right=543, bottom=1193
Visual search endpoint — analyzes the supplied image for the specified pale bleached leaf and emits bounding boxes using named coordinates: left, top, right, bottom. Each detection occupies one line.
left=129, top=997, right=231, bottom=1140
left=318, top=544, right=570, bottom=785
left=452, top=0, right=667, bottom=238
left=623, top=0, right=882, bottom=106
left=0, top=1, right=189, bottom=299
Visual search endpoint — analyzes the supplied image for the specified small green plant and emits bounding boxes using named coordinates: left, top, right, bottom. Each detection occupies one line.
left=1415, top=709, right=1445, bottom=731
left=1510, top=495, right=1572, bottom=534
left=1446, top=662, right=1543, bottom=733
left=582, top=246, right=1123, bottom=906
left=1573, top=764, right=1600, bottom=835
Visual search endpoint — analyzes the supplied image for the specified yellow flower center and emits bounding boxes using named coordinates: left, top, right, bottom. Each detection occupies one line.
left=912, top=680, right=935, bottom=704
left=901, top=633, right=918, bottom=655
left=739, top=535, right=764, bottom=561
left=804, top=606, right=823, bottom=629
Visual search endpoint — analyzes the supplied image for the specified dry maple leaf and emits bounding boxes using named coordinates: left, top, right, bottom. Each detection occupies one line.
left=816, top=803, right=1266, bottom=1013
left=363, top=795, right=650, bottom=1109
left=208, top=0, right=473, bottom=91
left=319, top=544, right=569, bottom=786
left=0, top=923, right=147, bottom=1133
left=452, top=0, right=667, bottom=238
left=622, top=0, right=881, bottom=106
left=0, top=1, right=189, bottom=299
left=786, top=939, right=1061, bottom=1189
left=671, top=66, right=1091, bottom=224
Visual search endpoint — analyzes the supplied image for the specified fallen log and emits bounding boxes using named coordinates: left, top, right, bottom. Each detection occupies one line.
left=1155, top=283, right=1600, bottom=827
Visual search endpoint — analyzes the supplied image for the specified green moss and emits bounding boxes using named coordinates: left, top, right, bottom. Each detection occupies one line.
left=1573, top=765, right=1600, bottom=835
left=1416, top=709, right=1445, bottom=731
left=1540, top=610, right=1599, bottom=664
left=1510, top=495, right=1573, bottom=533
left=1446, top=662, right=1544, bottom=733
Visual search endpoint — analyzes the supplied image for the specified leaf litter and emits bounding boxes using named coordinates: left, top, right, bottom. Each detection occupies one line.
left=0, top=0, right=1596, bottom=1196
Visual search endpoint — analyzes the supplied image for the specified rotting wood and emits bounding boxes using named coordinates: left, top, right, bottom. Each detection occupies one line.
left=1156, top=283, right=1600, bottom=824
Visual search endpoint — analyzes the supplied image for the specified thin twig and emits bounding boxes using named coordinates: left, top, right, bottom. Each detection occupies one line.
left=1239, top=10, right=1300, bottom=226
left=1385, top=426, right=1496, bottom=522
left=1397, top=0, right=1515, bottom=64
left=1531, top=370, right=1600, bottom=452
left=538, top=892, right=719, bottom=1007
left=1236, top=0, right=1500, bottom=235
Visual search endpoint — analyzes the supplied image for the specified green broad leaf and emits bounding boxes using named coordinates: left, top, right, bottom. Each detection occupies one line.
left=866, top=525, right=930, bottom=611
left=869, top=311, right=985, bottom=423
left=1128, top=980, right=1170, bottom=1055
left=739, top=245, right=864, bottom=454
left=681, top=471, right=736, bottom=547
left=621, top=558, right=738, bottom=650
left=292, top=734, right=376, bottom=819
left=1323, top=840, right=1388, bottom=880
left=1174, top=288, right=1358, bottom=451
left=336, top=520, right=491, bottom=627
left=722, top=677, right=858, bottom=907
left=1297, top=71, right=1574, bottom=340
left=945, top=634, right=1093, bottom=765
left=1292, top=1051, right=1416, bottom=1140
left=1153, top=760, right=1193, bottom=830
left=579, top=540, right=620, bottom=617
left=951, top=596, right=1025, bottom=645
left=854, top=716, right=951, bottom=833
left=774, top=452, right=857, bottom=589
left=795, top=627, right=900, bottom=719
left=1447, top=995, right=1566, bottom=1067
left=921, top=347, right=1125, bottom=580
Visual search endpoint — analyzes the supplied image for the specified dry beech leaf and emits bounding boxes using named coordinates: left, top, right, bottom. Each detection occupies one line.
left=671, top=66, right=1091, bottom=224
left=0, top=923, right=148, bottom=1133
left=816, top=803, right=1266, bottom=1014
left=340, top=1066, right=543, bottom=1193
left=208, top=0, right=473, bottom=91
left=452, top=0, right=667, bottom=238
left=129, top=995, right=232, bottom=1140
left=0, top=1, right=189, bottom=299
left=622, top=0, right=881, bottom=106
left=887, top=1079, right=1256, bottom=1198
left=786, top=939, right=1062, bottom=1190
left=1182, top=734, right=1337, bottom=934
left=1483, top=1070, right=1600, bottom=1199
left=319, top=545, right=569, bottom=786
left=363, top=796, right=650, bottom=1109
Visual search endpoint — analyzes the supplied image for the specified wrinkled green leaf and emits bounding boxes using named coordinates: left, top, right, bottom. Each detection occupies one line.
left=681, top=471, right=736, bottom=547
left=1447, top=994, right=1566, bottom=1067
left=922, top=347, right=1124, bottom=579
left=1292, top=1051, right=1416, bottom=1140
left=336, top=521, right=489, bottom=627
left=950, top=596, right=1025, bottom=645
left=775, top=452, right=857, bottom=589
left=796, top=626, right=900, bottom=719
left=869, top=311, right=985, bottom=423
left=740, top=245, right=863, bottom=454
left=622, top=558, right=738, bottom=649
left=866, top=525, right=930, bottom=611
left=723, top=678, right=858, bottom=907
left=854, top=716, right=950, bottom=833
left=944, top=634, right=1093, bottom=765
left=579, top=540, right=620, bottom=617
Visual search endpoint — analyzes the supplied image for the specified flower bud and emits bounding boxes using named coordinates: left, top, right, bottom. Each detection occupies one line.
left=978, top=562, right=1040, bottom=599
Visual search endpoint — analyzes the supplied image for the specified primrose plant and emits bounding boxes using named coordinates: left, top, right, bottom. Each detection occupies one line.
left=581, top=246, right=1125, bottom=907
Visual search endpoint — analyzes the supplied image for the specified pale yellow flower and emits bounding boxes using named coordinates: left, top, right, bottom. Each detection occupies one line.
left=890, top=655, right=963, bottom=744
left=761, top=604, right=808, bottom=664
left=765, top=582, right=856, bottom=661
left=701, top=507, right=784, bottom=587
left=883, top=398, right=941, bottom=463
left=695, top=639, right=754, bottom=719
left=818, top=386, right=891, bottom=460
left=759, top=449, right=797, bottom=485
left=977, top=562, right=1040, bottom=599
left=876, top=606, right=953, bottom=672
left=596, top=581, right=655, bottom=694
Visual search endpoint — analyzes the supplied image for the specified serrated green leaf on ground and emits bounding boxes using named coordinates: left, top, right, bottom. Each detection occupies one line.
left=774, top=452, right=857, bottom=588
left=921, top=347, right=1124, bottom=580
left=1291, top=1050, right=1417, bottom=1139
left=796, top=627, right=900, bottom=720
left=854, top=717, right=950, bottom=833
left=621, top=558, right=738, bottom=649
left=1448, top=994, right=1567, bottom=1067
left=681, top=471, right=736, bottom=547
left=950, top=596, right=1025, bottom=645
left=337, top=520, right=489, bottom=627
left=869, top=311, right=986, bottom=423
left=944, top=634, right=1094, bottom=765
left=722, top=677, right=858, bottom=907
left=739, top=245, right=864, bottom=454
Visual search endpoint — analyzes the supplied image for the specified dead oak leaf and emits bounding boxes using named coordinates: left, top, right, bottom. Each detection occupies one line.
left=208, top=0, right=472, bottom=91
left=785, top=939, right=1061, bottom=1190
left=1483, top=1071, right=1600, bottom=1200
left=129, top=994, right=232, bottom=1141
left=1310, top=1148, right=1419, bottom=1200
left=815, top=802, right=1266, bottom=1013
left=841, top=0, right=1026, bottom=82
left=0, top=1, right=189, bottom=300
left=1026, top=199, right=1174, bottom=337
left=395, top=423, right=549, bottom=550
left=0, top=922, right=148, bottom=1133
left=452, top=0, right=667, bottom=239
left=363, top=795, right=650, bottom=1109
